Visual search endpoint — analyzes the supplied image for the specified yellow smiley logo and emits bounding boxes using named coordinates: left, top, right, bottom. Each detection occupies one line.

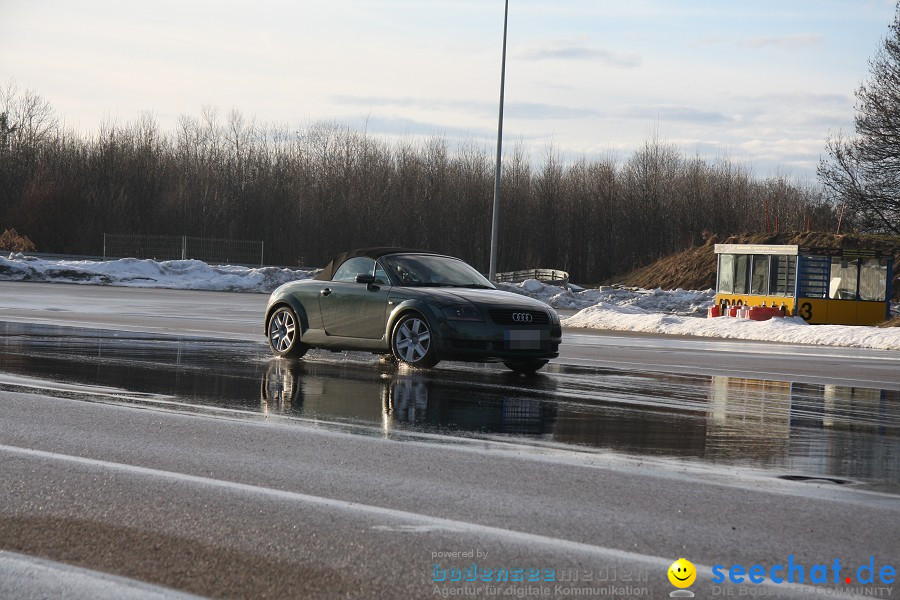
left=668, top=558, right=697, bottom=588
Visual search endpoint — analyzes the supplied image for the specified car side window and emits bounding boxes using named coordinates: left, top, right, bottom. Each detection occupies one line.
left=332, top=257, right=376, bottom=282
left=374, top=261, right=389, bottom=285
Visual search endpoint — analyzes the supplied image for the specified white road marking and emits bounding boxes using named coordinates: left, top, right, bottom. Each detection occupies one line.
left=0, top=443, right=872, bottom=599
left=0, top=550, right=203, bottom=600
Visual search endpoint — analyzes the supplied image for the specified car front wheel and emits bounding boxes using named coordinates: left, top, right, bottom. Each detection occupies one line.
left=267, top=306, right=308, bottom=358
left=392, top=314, right=439, bottom=368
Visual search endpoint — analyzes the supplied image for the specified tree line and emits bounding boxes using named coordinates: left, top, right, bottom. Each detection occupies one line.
left=1, top=85, right=835, bottom=283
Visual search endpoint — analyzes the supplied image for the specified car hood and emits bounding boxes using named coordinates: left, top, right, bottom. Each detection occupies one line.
left=394, top=287, right=553, bottom=312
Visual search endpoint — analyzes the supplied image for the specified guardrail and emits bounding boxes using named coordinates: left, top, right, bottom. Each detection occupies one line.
left=494, top=268, right=569, bottom=286
left=103, top=233, right=265, bottom=267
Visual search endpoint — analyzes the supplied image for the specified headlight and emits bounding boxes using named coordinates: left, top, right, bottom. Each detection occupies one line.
left=441, top=305, right=483, bottom=321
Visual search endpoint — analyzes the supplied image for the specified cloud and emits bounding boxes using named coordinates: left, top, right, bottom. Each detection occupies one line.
left=721, top=92, right=854, bottom=130
left=519, top=46, right=642, bottom=68
left=738, top=138, right=824, bottom=169
left=333, top=95, right=494, bottom=119
left=333, top=95, right=432, bottom=108
left=612, top=105, right=734, bottom=125
left=508, top=102, right=599, bottom=119
left=335, top=96, right=731, bottom=125
left=697, top=33, right=823, bottom=49
left=343, top=115, right=495, bottom=140
left=734, top=92, right=849, bottom=105
left=333, top=95, right=598, bottom=120
left=742, top=34, right=824, bottom=49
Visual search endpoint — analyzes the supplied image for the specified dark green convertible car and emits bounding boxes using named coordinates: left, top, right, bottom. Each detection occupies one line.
left=265, top=248, right=562, bottom=372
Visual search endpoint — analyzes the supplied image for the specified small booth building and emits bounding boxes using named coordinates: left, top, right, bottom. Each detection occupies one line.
left=713, top=243, right=893, bottom=326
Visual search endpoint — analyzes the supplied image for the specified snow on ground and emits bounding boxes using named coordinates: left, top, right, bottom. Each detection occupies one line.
left=503, top=278, right=900, bottom=351
left=497, top=279, right=713, bottom=314
left=0, top=254, right=313, bottom=293
left=1, top=256, right=898, bottom=350
left=563, top=303, right=900, bottom=351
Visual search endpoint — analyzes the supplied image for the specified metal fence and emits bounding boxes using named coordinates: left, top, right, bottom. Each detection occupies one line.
left=103, top=234, right=264, bottom=266
left=494, top=268, right=569, bottom=286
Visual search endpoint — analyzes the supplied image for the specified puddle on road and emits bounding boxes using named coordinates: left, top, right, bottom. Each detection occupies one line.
left=1, top=321, right=899, bottom=486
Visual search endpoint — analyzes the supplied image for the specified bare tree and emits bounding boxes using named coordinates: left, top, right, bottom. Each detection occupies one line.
left=0, top=81, right=58, bottom=151
left=818, top=2, right=900, bottom=234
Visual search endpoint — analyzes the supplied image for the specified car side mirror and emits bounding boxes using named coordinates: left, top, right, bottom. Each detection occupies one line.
left=355, top=274, right=376, bottom=285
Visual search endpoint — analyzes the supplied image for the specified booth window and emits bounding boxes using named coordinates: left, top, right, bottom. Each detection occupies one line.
left=750, top=255, right=769, bottom=295
left=829, top=258, right=859, bottom=300
left=859, top=258, right=887, bottom=301
left=799, top=255, right=829, bottom=298
left=718, top=254, right=735, bottom=293
left=769, top=255, right=795, bottom=295
left=733, top=255, right=749, bottom=294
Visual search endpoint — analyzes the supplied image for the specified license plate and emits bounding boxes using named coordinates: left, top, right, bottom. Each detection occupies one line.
left=505, top=329, right=543, bottom=350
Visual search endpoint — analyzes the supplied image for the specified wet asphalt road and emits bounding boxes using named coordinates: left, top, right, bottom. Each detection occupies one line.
left=2, top=281, right=899, bottom=388
left=0, top=282, right=898, bottom=599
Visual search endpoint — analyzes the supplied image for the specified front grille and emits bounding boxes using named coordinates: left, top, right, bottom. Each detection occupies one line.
left=488, top=309, right=550, bottom=326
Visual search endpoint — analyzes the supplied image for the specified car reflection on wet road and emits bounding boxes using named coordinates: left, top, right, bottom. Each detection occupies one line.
left=2, top=321, right=898, bottom=489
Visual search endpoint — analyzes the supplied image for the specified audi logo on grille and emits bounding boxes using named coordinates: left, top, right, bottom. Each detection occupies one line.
left=511, top=312, right=533, bottom=323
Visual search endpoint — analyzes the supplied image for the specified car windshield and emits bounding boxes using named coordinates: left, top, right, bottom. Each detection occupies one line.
left=380, top=254, right=495, bottom=289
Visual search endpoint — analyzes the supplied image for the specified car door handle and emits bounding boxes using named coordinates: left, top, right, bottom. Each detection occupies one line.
left=321, top=288, right=331, bottom=296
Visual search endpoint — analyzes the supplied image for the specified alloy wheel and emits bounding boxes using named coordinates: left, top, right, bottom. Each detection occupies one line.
left=394, top=317, right=430, bottom=362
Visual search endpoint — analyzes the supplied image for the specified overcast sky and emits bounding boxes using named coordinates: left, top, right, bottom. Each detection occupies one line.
left=1, top=0, right=896, bottom=179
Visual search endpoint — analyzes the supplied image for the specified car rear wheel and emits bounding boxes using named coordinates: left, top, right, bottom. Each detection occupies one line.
left=392, top=314, right=439, bottom=368
left=504, top=359, right=548, bottom=374
left=267, top=306, right=308, bottom=358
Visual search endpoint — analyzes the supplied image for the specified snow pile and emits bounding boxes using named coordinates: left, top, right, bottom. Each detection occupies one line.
left=0, top=254, right=314, bottom=293
left=500, top=278, right=899, bottom=350
left=563, top=303, right=900, bottom=351
left=498, top=279, right=714, bottom=314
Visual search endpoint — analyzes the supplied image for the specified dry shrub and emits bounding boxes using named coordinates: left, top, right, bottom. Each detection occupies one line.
left=0, top=228, right=36, bottom=252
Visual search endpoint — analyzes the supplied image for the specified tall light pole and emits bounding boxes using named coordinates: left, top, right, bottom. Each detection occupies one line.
left=488, top=0, right=508, bottom=281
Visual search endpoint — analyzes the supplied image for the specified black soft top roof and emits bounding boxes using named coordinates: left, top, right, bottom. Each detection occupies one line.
left=314, top=247, right=438, bottom=281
